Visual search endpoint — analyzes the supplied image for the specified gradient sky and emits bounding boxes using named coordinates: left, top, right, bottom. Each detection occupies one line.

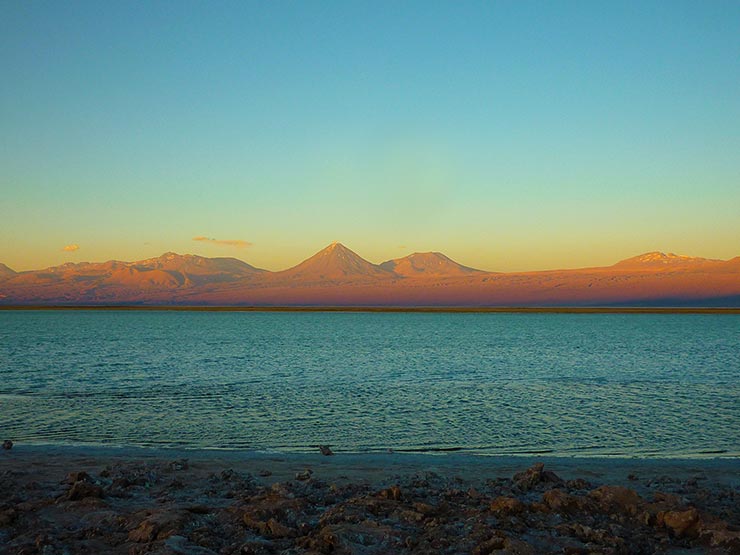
left=2, top=1, right=739, bottom=272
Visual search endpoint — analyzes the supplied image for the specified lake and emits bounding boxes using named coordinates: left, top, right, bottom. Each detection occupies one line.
left=1, top=310, right=738, bottom=457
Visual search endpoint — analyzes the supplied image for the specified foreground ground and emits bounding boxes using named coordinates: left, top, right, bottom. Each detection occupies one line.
left=1, top=447, right=738, bottom=554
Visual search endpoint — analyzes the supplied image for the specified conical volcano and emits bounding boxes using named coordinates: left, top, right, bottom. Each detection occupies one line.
left=273, top=242, right=395, bottom=282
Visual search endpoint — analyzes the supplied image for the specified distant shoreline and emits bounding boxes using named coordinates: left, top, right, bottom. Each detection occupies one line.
left=1, top=305, right=739, bottom=314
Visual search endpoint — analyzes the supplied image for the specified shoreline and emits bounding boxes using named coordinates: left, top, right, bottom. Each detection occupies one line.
left=1, top=444, right=739, bottom=553
left=6, top=441, right=740, bottom=462
left=2, top=305, right=740, bottom=313
left=3, top=444, right=739, bottom=489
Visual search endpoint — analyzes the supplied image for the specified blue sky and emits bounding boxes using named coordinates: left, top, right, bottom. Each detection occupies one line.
left=1, top=1, right=738, bottom=271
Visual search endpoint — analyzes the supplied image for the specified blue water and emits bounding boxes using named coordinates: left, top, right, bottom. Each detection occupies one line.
left=1, top=310, right=738, bottom=457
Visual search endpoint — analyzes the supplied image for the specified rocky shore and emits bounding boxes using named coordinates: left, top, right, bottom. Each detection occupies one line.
left=1, top=447, right=738, bottom=554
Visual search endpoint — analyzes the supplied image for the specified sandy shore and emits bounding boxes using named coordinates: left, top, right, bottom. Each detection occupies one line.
left=1, top=445, right=738, bottom=554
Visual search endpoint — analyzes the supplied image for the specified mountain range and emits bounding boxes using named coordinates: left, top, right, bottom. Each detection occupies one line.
left=1, top=243, right=739, bottom=306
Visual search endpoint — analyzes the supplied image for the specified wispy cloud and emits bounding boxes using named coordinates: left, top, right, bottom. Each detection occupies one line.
left=62, top=244, right=80, bottom=252
left=192, top=236, right=252, bottom=249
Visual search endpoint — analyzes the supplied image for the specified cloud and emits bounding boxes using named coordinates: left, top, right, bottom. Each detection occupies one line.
left=62, top=244, right=80, bottom=252
left=192, top=236, right=252, bottom=249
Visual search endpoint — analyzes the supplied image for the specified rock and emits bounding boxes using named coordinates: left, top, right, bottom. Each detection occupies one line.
left=240, top=539, right=275, bottom=555
left=303, top=522, right=401, bottom=553
left=258, top=469, right=272, bottom=477
left=319, top=445, right=334, bottom=456
left=588, top=485, right=641, bottom=516
left=512, top=463, right=562, bottom=491
left=378, top=485, right=402, bottom=500
left=168, top=459, right=189, bottom=471
left=265, top=517, right=297, bottom=538
left=566, top=523, right=624, bottom=548
left=67, top=480, right=104, bottom=500
left=64, top=471, right=92, bottom=484
left=128, top=510, right=188, bottom=542
left=165, top=535, right=218, bottom=555
left=472, top=536, right=506, bottom=555
left=502, top=537, right=536, bottom=555
left=542, top=489, right=589, bottom=514
left=0, top=508, right=17, bottom=526
left=661, top=508, right=700, bottom=538
left=295, top=469, right=312, bottom=481
left=243, top=508, right=297, bottom=538
left=701, top=527, right=740, bottom=550
left=489, top=496, right=525, bottom=515
left=399, top=509, right=425, bottom=523
left=652, top=491, right=682, bottom=508
left=412, top=502, right=437, bottom=516
left=565, top=478, right=590, bottom=490
left=2, top=440, right=12, bottom=450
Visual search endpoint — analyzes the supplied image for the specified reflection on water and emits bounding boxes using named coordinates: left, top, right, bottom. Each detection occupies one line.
left=0, top=311, right=738, bottom=457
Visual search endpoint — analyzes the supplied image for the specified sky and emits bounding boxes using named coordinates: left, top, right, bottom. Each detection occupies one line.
left=1, top=1, right=739, bottom=272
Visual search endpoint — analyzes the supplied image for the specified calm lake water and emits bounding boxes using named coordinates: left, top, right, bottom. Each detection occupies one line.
left=1, top=310, right=738, bottom=458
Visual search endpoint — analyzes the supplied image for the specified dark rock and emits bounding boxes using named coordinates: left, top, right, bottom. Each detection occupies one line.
left=512, top=462, right=562, bottom=491
left=165, top=535, right=218, bottom=555
left=303, top=522, right=401, bottom=553
left=652, top=491, right=682, bottom=508
left=295, top=469, right=312, bottom=481
left=258, top=469, right=272, bottom=477
left=240, top=539, right=275, bottom=554
left=377, top=485, right=402, bottom=500
left=243, top=510, right=297, bottom=539
left=128, top=509, right=188, bottom=542
left=503, top=537, right=536, bottom=554
left=588, top=485, right=641, bottom=516
left=264, top=517, right=297, bottom=538
left=566, top=478, right=590, bottom=490
left=168, top=459, right=189, bottom=471
left=0, top=508, right=17, bottom=526
left=2, top=440, right=12, bottom=450
left=319, top=445, right=334, bottom=456
left=701, top=526, right=740, bottom=550
left=412, top=501, right=437, bottom=516
left=471, top=535, right=506, bottom=555
left=64, top=471, right=92, bottom=484
left=67, top=480, right=104, bottom=501
left=542, top=489, right=590, bottom=514
left=489, top=496, right=525, bottom=515
left=660, top=508, right=701, bottom=538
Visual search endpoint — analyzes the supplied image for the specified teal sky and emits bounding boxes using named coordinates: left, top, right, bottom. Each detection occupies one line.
left=2, top=1, right=739, bottom=272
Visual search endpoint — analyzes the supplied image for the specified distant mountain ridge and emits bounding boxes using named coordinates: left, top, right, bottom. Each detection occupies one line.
left=380, top=252, right=483, bottom=277
left=613, top=251, right=721, bottom=269
left=1, top=244, right=739, bottom=306
left=0, top=263, right=16, bottom=281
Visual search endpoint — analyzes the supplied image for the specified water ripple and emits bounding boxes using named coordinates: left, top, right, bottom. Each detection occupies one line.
left=0, top=311, right=738, bottom=457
